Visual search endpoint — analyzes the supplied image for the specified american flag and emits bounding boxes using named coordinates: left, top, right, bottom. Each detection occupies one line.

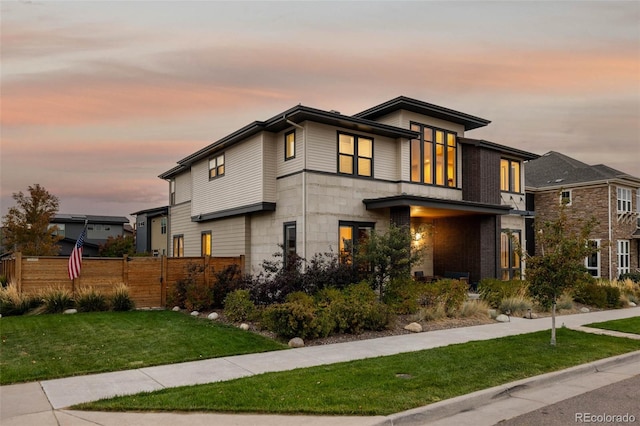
left=68, top=226, right=87, bottom=280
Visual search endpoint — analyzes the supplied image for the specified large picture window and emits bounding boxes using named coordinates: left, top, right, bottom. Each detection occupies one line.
left=410, top=123, right=457, bottom=187
left=500, top=230, right=521, bottom=280
left=500, top=159, right=522, bottom=193
left=338, top=133, right=373, bottom=177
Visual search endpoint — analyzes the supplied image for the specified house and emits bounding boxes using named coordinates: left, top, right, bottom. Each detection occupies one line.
left=131, top=206, right=169, bottom=256
left=525, top=151, right=640, bottom=279
left=160, top=96, right=538, bottom=284
left=51, top=214, right=131, bottom=256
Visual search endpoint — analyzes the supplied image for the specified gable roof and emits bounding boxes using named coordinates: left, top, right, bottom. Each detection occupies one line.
left=353, top=96, right=491, bottom=131
left=525, top=151, right=640, bottom=189
left=52, top=214, right=130, bottom=225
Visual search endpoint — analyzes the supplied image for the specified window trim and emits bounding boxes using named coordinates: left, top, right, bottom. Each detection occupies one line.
left=337, top=131, right=374, bottom=178
left=410, top=122, right=458, bottom=188
left=209, top=153, right=225, bottom=180
left=500, top=229, right=522, bottom=280
left=585, top=239, right=601, bottom=278
left=617, top=187, right=632, bottom=213
left=170, top=180, right=176, bottom=205
left=338, top=220, right=375, bottom=264
left=560, top=189, right=572, bottom=206
left=172, top=234, right=184, bottom=258
left=500, top=158, right=522, bottom=194
left=284, top=130, right=296, bottom=161
left=201, top=231, right=212, bottom=257
left=617, top=240, right=630, bottom=277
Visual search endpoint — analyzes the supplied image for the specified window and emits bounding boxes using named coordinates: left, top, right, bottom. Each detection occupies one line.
left=617, top=240, right=630, bottom=277
left=338, top=133, right=373, bottom=177
left=201, top=232, right=211, bottom=256
left=170, top=180, right=176, bottom=205
left=285, top=130, right=296, bottom=160
left=500, top=230, right=521, bottom=280
left=617, top=187, right=632, bottom=213
left=585, top=240, right=600, bottom=277
left=283, top=222, right=297, bottom=265
left=172, top=235, right=184, bottom=257
left=339, top=221, right=374, bottom=264
left=48, top=223, right=65, bottom=237
left=410, top=123, right=457, bottom=187
left=209, top=154, right=225, bottom=179
left=500, top=159, right=522, bottom=193
left=161, top=217, right=167, bottom=235
left=560, top=190, right=572, bottom=206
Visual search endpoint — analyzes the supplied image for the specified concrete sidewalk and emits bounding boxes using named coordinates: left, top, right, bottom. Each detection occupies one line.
left=1, top=307, right=639, bottom=425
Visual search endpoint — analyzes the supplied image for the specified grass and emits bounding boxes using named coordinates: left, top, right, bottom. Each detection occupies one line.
left=0, top=310, right=285, bottom=385
left=77, top=328, right=640, bottom=416
left=585, top=316, right=640, bottom=335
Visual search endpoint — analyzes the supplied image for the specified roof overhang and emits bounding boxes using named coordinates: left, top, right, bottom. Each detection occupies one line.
left=354, top=96, right=491, bottom=131
left=459, top=137, right=539, bottom=161
left=363, top=195, right=512, bottom=218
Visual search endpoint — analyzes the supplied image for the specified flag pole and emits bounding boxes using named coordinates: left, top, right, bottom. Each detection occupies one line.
left=69, top=219, right=89, bottom=296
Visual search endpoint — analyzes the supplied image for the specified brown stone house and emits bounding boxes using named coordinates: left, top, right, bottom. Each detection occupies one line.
left=525, top=151, right=640, bottom=280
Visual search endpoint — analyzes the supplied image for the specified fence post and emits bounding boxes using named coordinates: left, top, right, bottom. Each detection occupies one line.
left=15, top=252, right=23, bottom=292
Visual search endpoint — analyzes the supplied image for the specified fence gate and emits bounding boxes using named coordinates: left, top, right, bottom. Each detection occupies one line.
left=125, top=257, right=164, bottom=307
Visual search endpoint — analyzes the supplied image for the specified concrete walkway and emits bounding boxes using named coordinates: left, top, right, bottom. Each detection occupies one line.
left=1, top=307, right=639, bottom=425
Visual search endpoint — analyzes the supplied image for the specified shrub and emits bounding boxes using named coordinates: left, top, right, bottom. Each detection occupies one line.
left=556, top=292, right=575, bottom=311
left=478, top=279, right=528, bottom=308
left=604, top=286, right=622, bottom=308
left=111, top=284, right=135, bottom=311
left=573, top=282, right=608, bottom=308
left=331, top=282, right=390, bottom=334
left=0, top=284, right=40, bottom=316
left=0, top=275, right=7, bottom=287
left=499, top=295, right=533, bottom=316
left=262, top=292, right=319, bottom=339
left=41, top=286, right=74, bottom=313
left=383, top=277, right=423, bottom=314
left=619, top=272, right=640, bottom=283
left=417, top=301, right=448, bottom=322
left=211, top=264, right=244, bottom=308
left=75, top=287, right=109, bottom=312
left=224, top=289, right=256, bottom=322
left=459, top=299, right=491, bottom=319
left=169, top=262, right=213, bottom=311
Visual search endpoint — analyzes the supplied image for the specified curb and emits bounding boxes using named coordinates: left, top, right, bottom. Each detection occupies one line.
left=373, top=349, right=640, bottom=426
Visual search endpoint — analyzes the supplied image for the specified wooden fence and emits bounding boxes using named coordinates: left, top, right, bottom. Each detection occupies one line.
left=0, top=253, right=244, bottom=308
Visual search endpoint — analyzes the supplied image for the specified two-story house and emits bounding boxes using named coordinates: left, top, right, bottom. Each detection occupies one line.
left=160, top=96, right=537, bottom=284
left=525, top=151, right=640, bottom=279
left=51, top=214, right=131, bottom=256
left=131, top=206, right=169, bottom=256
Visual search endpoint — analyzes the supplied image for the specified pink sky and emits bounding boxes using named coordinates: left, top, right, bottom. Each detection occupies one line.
left=2, top=1, right=639, bottom=222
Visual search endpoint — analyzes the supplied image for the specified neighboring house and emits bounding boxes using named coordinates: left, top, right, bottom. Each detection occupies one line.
left=525, top=151, right=640, bottom=280
left=131, top=206, right=169, bottom=256
left=160, top=96, right=538, bottom=284
left=51, top=214, right=131, bottom=256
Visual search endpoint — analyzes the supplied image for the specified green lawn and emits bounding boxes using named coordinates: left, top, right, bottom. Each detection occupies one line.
left=77, top=328, right=640, bottom=416
left=585, top=316, right=640, bottom=335
left=0, top=310, right=285, bottom=385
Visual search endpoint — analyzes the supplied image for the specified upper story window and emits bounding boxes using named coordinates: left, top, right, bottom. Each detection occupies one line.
left=209, top=154, right=225, bottom=179
left=285, top=130, right=296, bottom=160
left=338, top=132, right=373, bottom=177
left=617, top=187, right=632, bottom=213
left=560, top=190, right=572, bottom=206
left=48, top=223, right=65, bottom=237
left=410, top=123, right=457, bottom=188
left=161, top=217, right=167, bottom=235
left=500, top=159, right=521, bottom=193
left=170, top=180, right=176, bottom=205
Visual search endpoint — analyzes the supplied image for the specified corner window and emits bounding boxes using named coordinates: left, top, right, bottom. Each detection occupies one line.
left=172, top=235, right=184, bottom=257
left=410, top=123, right=457, bottom=188
left=617, top=187, right=632, bottom=213
left=560, top=190, right=572, bottom=206
left=283, top=222, right=296, bottom=265
left=201, top=232, right=211, bottom=256
left=500, top=230, right=521, bottom=280
left=338, top=133, right=373, bottom=177
left=500, top=159, right=522, bottom=193
left=585, top=240, right=600, bottom=277
left=209, top=154, right=225, bottom=179
left=285, top=130, right=296, bottom=160
left=339, top=221, right=374, bottom=264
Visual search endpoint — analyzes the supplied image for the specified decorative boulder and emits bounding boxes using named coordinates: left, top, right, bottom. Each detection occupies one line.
left=190, top=311, right=200, bottom=317
left=629, top=302, right=637, bottom=307
left=239, top=323, right=250, bottom=331
left=63, top=309, right=77, bottom=315
left=172, top=306, right=181, bottom=312
left=207, top=312, right=219, bottom=320
left=496, top=314, right=510, bottom=322
left=404, top=322, right=423, bottom=333
left=580, top=307, right=590, bottom=313
left=288, top=337, right=305, bottom=348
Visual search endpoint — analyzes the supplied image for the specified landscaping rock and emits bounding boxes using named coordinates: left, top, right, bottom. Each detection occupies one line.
left=190, top=311, right=200, bottom=317
left=524, top=312, right=538, bottom=319
left=207, top=312, right=219, bottom=320
left=172, top=306, right=181, bottom=312
left=288, top=337, right=305, bottom=348
left=580, top=307, right=590, bottom=313
left=488, top=309, right=497, bottom=319
left=629, top=302, right=637, bottom=307
left=404, top=322, right=423, bottom=333
left=63, top=309, right=77, bottom=315
left=496, top=314, right=510, bottom=322
left=239, top=323, right=250, bottom=331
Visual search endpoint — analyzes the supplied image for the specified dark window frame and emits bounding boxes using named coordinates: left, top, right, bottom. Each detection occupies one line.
left=201, top=231, right=212, bottom=257
left=500, top=229, right=522, bottom=280
left=338, top=220, right=375, bottom=264
left=283, top=221, right=297, bottom=265
left=209, top=153, right=225, bottom=180
left=409, top=122, right=457, bottom=188
left=284, top=130, right=296, bottom=161
left=500, top=158, right=522, bottom=194
left=337, top=131, right=374, bottom=178
left=172, top=234, right=184, bottom=258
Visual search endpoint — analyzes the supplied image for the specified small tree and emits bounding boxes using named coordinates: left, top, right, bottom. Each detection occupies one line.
left=2, top=184, right=62, bottom=255
left=98, top=235, right=136, bottom=257
left=525, top=203, right=597, bottom=346
left=357, top=223, right=423, bottom=300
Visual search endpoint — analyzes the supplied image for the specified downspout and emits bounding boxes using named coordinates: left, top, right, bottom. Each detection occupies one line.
left=285, top=116, right=307, bottom=264
left=608, top=181, right=612, bottom=280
